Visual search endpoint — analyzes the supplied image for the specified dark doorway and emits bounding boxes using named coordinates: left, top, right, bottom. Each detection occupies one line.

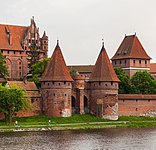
left=72, top=96, right=76, bottom=114
left=84, top=96, right=89, bottom=113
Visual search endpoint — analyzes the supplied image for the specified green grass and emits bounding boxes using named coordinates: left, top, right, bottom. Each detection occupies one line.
left=118, top=116, right=156, bottom=121
left=0, top=114, right=156, bottom=131
left=0, top=114, right=108, bottom=126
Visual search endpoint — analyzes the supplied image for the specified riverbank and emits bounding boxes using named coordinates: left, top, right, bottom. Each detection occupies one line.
left=0, top=115, right=156, bottom=132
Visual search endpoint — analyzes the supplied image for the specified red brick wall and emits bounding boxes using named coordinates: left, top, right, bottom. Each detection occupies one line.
left=41, top=81, right=72, bottom=117
left=90, top=81, right=118, bottom=114
left=118, top=94, right=156, bottom=116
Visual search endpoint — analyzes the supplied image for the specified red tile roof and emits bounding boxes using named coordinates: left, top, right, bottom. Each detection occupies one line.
left=89, top=45, right=119, bottom=82
left=68, top=65, right=94, bottom=73
left=40, top=41, right=73, bottom=82
left=111, top=35, right=151, bottom=60
left=7, top=81, right=40, bottom=98
left=0, top=24, right=28, bottom=50
left=7, top=81, right=38, bottom=91
left=150, top=63, right=156, bottom=73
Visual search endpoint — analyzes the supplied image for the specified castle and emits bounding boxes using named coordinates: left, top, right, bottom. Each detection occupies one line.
left=0, top=17, right=48, bottom=80
left=1, top=18, right=156, bottom=120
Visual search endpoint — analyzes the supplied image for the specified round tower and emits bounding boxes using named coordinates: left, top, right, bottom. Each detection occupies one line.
left=40, top=41, right=73, bottom=117
left=89, top=42, right=119, bottom=120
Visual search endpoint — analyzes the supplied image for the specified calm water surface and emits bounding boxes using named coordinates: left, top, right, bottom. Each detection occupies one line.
left=0, top=128, right=156, bottom=150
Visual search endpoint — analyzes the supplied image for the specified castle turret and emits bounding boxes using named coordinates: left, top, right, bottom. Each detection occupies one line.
left=89, top=42, right=119, bottom=120
left=40, top=31, right=48, bottom=58
left=111, top=34, right=151, bottom=77
left=40, top=40, right=73, bottom=117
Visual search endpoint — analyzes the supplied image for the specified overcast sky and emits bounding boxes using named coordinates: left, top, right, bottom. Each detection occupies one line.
left=1, top=0, right=156, bottom=65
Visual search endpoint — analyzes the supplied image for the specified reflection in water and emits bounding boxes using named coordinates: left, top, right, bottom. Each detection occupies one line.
left=0, top=128, right=156, bottom=150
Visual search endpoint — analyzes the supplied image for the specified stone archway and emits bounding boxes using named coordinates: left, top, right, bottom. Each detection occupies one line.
left=84, top=96, right=89, bottom=114
left=72, top=96, right=76, bottom=114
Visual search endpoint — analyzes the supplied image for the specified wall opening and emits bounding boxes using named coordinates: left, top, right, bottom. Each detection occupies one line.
left=72, top=96, right=76, bottom=114
left=84, top=96, right=89, bottom=114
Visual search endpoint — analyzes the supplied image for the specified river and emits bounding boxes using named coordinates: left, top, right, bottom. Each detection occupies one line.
left=0, top=128, right=156, bottom=150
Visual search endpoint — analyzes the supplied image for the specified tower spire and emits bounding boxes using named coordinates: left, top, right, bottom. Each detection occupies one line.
left=102, top=38, right=104, bottom=48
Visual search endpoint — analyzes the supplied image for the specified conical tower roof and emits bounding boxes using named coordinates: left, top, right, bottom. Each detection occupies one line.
left=89, top=43, right=119, bottom=82
left=40, top=41, right=73, bottom=82
left=111, top=34, right=151, bottom=60
left=42, top=31, right=48, bottom=40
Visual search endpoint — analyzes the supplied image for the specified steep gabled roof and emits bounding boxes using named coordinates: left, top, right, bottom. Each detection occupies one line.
left=111, top=35, right=151, bottom=60
left=89, top=44, right=119, bottom=82
left=0, top=24, right=28, bottom=50
left=40, top=41, right=73, bottom=82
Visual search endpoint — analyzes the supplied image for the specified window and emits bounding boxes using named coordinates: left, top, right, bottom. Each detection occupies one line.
left=31, top=99, right=34, bottom=103
left=111, top=82, right=113, bottom=85
left=145, top=60, right=147, bottom=64
left=99, top=82, right=101, bottom=86
left=125, top=60, right=126, bottom=64
left=115, top=61, right=116, bottom=65
left=53, top=93, right=55, bottom=96
left=65, top=94, right=67, bottom=96
left=7, top=51, right=9, bottom=54
left=14, top=51, right=15, bottom=54
left=59, top=83, right=60, bottom=85
left=120, top=60, right=121, bottom=64
left=105, top=84, right=107, bottom=86
left=136, top=108, right=138, bottom=111
left=64, top=81, right=66, bottom=85
left=139, top=60, right=141, bottom=64
left=20, top=51, right=22, bottom=54
left=19, top=67, right=21, bottom=69
left=19, top=62, right=21, bottom=65
left=133, top=60, right=135, bottom=63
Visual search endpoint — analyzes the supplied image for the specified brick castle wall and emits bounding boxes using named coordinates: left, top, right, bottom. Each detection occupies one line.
left=118, top=94, right=156, bottom=116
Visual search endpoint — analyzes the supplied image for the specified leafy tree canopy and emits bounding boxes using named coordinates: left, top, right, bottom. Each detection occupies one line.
left=0, top=52, right=9, bottom=79
left=114, top=68, right=131, bottom=94
left=0, top=84, right=31, bottom=125
left=31, top=58, right=50, bottom=88
left=131, top=71, right=156, bottom=94
left=70, top=69, right=77, bottom=76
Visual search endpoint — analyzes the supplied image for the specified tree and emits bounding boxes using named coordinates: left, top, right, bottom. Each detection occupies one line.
left=0, top=52, right=9, bottom=79
left=131, top=71, right=156, bottom=94
left=31, top=58, right=50, bottom=88
left=114, top=68, right=131, bottom=94
left=70, top=69, right=77, bottom=76
left=27, top=42, right=40, bottom=73
left=0, top=84, right=31, bottom=125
